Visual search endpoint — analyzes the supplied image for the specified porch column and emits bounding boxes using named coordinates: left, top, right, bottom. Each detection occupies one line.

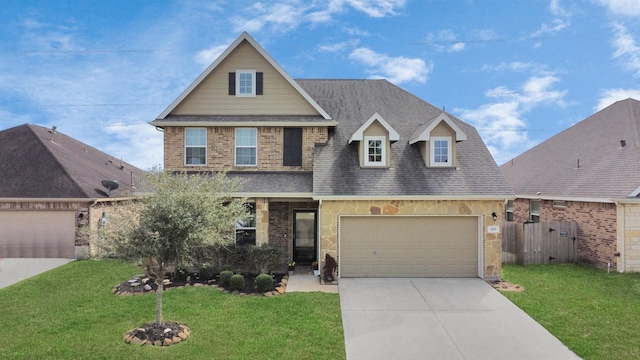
left=256, top=198, right=269, bottom=245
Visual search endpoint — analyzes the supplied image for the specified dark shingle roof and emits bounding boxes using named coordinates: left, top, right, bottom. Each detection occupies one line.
left=295, top=79, right=512, bottom=197
left=0, top=124, right=146, bottom=198
left=500, top=98, right=640, bottom=199
left=228, top=172, right=313, bottom=194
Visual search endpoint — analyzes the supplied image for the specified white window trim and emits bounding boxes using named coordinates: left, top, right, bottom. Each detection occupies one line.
left=235, top=128, right=258, bottom=166
left=364, top=135, right=386, bottom=167
left=184, top=128, right=207, bottom=166
left=236, top=70, right=256, bottom=97
left=430, top=136, right=452, bottom=167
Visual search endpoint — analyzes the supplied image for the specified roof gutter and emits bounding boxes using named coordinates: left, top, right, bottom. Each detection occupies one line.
left=516, top=194, right=616, bottom=203
left=149, top=120, right=339, bottom=128
left=312, top=194, right=514, bottom=201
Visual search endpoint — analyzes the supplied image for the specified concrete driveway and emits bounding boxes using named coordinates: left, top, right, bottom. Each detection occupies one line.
left=339, top=278, right=580, bottom=360
left=0, top=258, right=74, bottom=289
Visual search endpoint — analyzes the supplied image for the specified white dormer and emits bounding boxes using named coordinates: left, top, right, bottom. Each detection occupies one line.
left=409, top=112, right=467, bottom=168
left=349, top=112, right=399, bottom=168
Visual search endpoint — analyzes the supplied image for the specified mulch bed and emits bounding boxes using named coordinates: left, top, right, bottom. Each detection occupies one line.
left=487, top=280, right=524, bottom=292
left=113, top=272, right=288, bottom=297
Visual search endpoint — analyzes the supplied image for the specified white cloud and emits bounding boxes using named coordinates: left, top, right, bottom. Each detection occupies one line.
left=596, top=0, right=640, bottom=16
left=318, top=39, right=360, bottom=52
left=195, top=44, right=230, bottom=66
left=103, top=123, right=164, bottom=170
left=425, top=30, right=467, bottom=52
left=610, top=22, right=640, bottom=76
left=596, top=88, right=640, bottom=110
left=348, top=47, right=432, bottom=84
left=343, top=0, right=406, bottom=17
left=456, top=75, right=567, bottom=165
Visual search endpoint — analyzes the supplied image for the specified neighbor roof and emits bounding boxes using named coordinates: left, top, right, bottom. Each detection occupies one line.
left=500, top=98, right=640, bottom=199
left=296, top=79, right=512, bottom=198
left=0, top=124, right=147, bottom=198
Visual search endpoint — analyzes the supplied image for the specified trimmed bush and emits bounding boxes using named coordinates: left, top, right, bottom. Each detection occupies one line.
left=255, top=274, right=273, bottom=293
left=219, top=270, right=234, bottom=287
left=249, top=244, right=281, bottom=274
left=230, top=274, right=245, bottom=291
left=175, top=264, right=188, bottom=281
left=198, top=263, right=214, bottom=280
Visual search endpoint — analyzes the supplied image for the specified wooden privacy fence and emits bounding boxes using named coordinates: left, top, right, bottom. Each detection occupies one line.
left=502, top=221, right=578, bottom=265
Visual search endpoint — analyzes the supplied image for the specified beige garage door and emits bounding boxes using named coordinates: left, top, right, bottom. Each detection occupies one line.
left=0, top=211, right=76, bottom=258
left=340, top=216, right=479, bottom=277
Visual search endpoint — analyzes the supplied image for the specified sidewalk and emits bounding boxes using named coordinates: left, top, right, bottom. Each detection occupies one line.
left=285, top=274, right=339, bottom=293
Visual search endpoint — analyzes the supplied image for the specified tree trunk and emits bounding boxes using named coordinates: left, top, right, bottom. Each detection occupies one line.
left=155, top=261, right=164, bottom=325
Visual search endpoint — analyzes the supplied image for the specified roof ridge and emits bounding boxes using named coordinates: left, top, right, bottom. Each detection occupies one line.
left=27, top=124, right=90, bottom=197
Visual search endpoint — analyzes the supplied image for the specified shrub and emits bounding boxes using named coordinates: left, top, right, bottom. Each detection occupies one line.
left=249, top=244, right=281, bottom=274
left=175, top=264, right=188, bottom=281
left=219, top=270, right=234, bottom=287
left=255, top=274, right=273, bottom=293
left=230, top=274, right=245, bottom=291
left=198, top=263, right=214, bottom=280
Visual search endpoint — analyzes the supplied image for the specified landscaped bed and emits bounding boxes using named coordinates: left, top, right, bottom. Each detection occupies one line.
left=502, top=263, right=640, bottom=360
left=0, top=260, right=345, bottom=360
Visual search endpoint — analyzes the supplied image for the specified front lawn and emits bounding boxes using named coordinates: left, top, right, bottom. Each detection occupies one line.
left=0, top=260, right=345, bottom=360
left=502, top=263, right=640, bottom=360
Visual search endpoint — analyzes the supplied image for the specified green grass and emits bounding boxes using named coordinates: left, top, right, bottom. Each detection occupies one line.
left=0, top=260, right=345, bottom=360
left=502, top=263, right=640, bottom=360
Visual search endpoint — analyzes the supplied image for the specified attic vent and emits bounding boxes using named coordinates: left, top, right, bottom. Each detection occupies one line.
left=48, top=125, right=57, bottom=141
left=620, top=139, right=626, bottom=148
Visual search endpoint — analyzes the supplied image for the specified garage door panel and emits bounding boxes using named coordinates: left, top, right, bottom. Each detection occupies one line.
left=0, top=211, right=75, bottom=258
left=340, top=216, right=479, bottom=278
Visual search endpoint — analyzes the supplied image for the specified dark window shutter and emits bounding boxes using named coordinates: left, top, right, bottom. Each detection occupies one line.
left=256, top=72, right=263, bottom=95
left=283, top=128, right=303, bottom=166
left=228, top=72, right=236, bottom=95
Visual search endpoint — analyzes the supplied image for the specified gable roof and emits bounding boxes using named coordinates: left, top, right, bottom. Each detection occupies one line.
left=0, top=124, right=146, bottom=199
left=500, top=98, right=640, bottom=200
left=409, top=112, right=467, bottom=144
left=296, top=79, right=512, bottom=198
left=348, top=112, right=400, bottom=144
left=155, top=32, right=332, bottom=121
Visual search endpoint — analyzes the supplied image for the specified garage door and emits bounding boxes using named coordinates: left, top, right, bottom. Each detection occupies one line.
left=340, top=216, right=479, bottom=277
left=0, top=211, right=76, bottom=258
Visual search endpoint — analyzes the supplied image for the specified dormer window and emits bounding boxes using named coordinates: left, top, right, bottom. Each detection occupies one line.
left=365, top=136, right=386, bottom=166
left=349, top=112, right=399, bottom=168
left=409, top=112, right=466, bottom=168
left=430, top=136, right=451, bottom=166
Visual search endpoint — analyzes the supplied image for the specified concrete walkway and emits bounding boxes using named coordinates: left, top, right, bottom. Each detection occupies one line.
left=0, top=258, right=74, bottom=289
left=285, top=274, right=338, bottom=293
left=339, top=278, right=580, bottom=360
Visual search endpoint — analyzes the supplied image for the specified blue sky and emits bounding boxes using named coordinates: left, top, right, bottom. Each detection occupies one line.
left=1, top=0, right=640, bottom=170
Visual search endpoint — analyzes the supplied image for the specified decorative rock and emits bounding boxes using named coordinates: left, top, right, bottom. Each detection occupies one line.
left=264, top=291, right=273, bottom=297
left=172, top=336, right=182, bottom=343
left=144, top=284, right=152, bottom=291
left=178, top=332, right=188, bottom=340
left=163, top=279, right=171, bottom=286
left=163, top=338, right=173, bottom=346
left=276, top=286, right=285, bottom=294
left=154, top=340, right=162, bottom=346
left=130, top=336, right=143, bottom=345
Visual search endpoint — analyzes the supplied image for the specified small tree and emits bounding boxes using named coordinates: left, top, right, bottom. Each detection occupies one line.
left=102, top=168, right=248, bottom=325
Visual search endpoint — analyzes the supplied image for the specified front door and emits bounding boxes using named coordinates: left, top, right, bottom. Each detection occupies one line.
left=293, top=210, right=317, bottom=264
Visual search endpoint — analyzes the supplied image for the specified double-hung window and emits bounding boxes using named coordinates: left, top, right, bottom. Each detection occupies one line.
left=506, top=200, right=514, bottom=222
left=430, top=136, right=451, bottom=167
left=237, top=70, right=255, bottom=97
left=364, top=136, right=386, bottom=166
left=235, top=203, right=256, bottom=245
left=530, top=200, right=540, bottom=223
left=185, top=128, right=206, bottom=165
left=235, top=128, right=257, bottom=166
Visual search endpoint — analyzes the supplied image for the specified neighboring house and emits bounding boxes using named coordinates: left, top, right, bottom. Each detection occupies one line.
left=150, top=32, right=512, bottom=279
left=0, top=124, right=146, bottom=259
left=500, top=98, right=640, bottom=272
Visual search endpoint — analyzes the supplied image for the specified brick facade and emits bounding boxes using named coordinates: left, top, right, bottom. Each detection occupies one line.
left=164, top=126, right=328, bottom=172
left=512, top=198, right=617, bottom=269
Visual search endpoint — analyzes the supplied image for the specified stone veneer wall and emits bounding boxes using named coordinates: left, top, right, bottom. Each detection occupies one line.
left=164, top=126, right=328, bottom=172
left=618, top=202, right=640, bottom=272
left=319, top=199, right=504, bottom=279
left=512, top=198, right=617, bottom=269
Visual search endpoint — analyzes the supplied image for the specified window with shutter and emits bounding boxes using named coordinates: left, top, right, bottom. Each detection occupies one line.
left=283, top=128, right=303, bottom=166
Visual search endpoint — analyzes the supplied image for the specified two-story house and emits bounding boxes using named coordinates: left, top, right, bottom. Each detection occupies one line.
left=151, top=32, right=512, bottom=279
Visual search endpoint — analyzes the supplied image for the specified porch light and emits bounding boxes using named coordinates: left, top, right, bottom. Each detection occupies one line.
left=491, top=212, right=497, bottom=221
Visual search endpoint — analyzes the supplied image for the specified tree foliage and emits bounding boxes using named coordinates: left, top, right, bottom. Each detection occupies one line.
left=97, top=168, right=249, bottom=324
